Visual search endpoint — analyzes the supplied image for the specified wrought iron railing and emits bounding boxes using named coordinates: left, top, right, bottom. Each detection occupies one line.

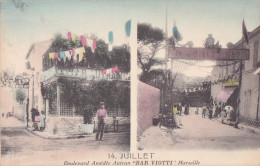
left=239, top=116, right=260, bottom=128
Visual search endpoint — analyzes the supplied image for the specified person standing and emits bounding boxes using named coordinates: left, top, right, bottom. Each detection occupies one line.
left=178, top=103, right=183, bottom=116
left=202, top=104, right=207, bottom=118
left=173, top=104, right=182, bottom=128
left=225, top=105, right=234, bottom=124
left=40, top=111, right=46, bottom=131
left=208, top=104, right=213, bottom=120
left=96, top=102, right=107, bottom=141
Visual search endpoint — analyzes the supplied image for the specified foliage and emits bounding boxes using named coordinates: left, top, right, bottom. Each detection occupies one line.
left=43, top=34, right=130, bottom=73
left=57, top=78, right=130, bottom=124
left=138, top=23, right=165, bottom=80
left=15, top=89, right=26, bottom=104
left=40, top=83, right=57, bottom=104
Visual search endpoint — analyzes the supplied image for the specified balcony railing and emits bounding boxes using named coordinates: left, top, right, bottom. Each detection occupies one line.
left=40, top=67, right=130, bottom=82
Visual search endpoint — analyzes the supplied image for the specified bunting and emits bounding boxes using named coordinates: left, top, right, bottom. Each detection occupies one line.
left=102, top=66, right=119, bottom=75
left=49, top=52, right=55, bottom=59
left=80, top=35, right=87, bottom=46
left=67, top=32, right=71, bottom=40
left=72, top=34, right=77, bottom=42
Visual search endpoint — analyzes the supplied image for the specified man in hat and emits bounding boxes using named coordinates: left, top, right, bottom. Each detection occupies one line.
left=96, top=102, right=107, bottom=141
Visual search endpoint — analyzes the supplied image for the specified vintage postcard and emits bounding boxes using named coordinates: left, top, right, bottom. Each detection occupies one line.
left=1, top=0, right=260, bottom=166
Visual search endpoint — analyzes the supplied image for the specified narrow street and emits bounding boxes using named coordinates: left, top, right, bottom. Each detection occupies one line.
left=139, top=111, right=260, bottom=150
left=1, top=117, right=130, bottom=166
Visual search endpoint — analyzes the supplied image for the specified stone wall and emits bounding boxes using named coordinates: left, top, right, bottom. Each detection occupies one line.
left=45, top=116, right=130, bottom=135
left=45, top=116, right=84, bottom=135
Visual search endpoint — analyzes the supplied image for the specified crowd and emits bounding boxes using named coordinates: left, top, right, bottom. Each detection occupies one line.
left=158, top=99, right=236, bottom=129
left=200, top=100, right=235, bottom=124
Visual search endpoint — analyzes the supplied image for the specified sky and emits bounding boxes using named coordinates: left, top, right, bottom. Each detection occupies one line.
left=1, top=0, right=260, bottom=77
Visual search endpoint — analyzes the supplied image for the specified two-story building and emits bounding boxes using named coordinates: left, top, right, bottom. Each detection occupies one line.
left=25, top=39, right=130, bottom=135
left=235, top=26, right=260, bottom=127
left=211, top=25, right=260, bottom=128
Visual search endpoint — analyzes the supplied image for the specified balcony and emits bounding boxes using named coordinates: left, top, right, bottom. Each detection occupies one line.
left=40, top=67, right=130, bottom=82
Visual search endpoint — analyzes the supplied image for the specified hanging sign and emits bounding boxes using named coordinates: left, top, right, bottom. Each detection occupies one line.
left=168, top=47, right=249, bottom=60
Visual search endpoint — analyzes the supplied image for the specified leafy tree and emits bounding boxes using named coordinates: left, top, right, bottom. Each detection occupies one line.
left=138, top=23, right=165, bottom=82
left=15, top=89, right=26, bottom=104
left=44, top=34, right=130, bottom=73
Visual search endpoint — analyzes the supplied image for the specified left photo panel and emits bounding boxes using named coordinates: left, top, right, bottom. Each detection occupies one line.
left=1, top=1, right=132, bottom=165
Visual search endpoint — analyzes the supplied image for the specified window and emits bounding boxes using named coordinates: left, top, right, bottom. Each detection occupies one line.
left=253, top=40, right=259, bottom=67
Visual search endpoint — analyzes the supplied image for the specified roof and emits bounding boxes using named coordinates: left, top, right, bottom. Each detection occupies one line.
left=234, top=25, right=260, bottom=46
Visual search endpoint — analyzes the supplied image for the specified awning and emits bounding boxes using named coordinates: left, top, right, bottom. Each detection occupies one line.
left=217, top=87, right=237, bottom=102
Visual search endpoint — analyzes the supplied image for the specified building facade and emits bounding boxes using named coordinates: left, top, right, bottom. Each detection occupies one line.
left=25, top=40, right=130, bottom=135
left=211, top=25, right=260, bottom=127
left=236, top=26, right=260, bottom=127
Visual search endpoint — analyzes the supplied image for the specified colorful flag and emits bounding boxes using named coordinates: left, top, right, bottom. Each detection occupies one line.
left=242, top=19, right=249, bottom=44
left=112, top=66, right=118, bottom=73
left=72, top=34, right=77, bottom=42
left=93, top=39, right=96, bottom=52
left=65, top=51, right=71, bottom=60
left=59, top=51, right=66, bottom=62
left=78, top=47, right=85, bottom=62
left=80, top=35, right=87, bottom=46
left=108, top=31, right=113, bottom=45
left=54, top=52, right=59, bottom=60
left=67, top=32, right=71, bottom=40
left=125, top=20, right=131, bottom=37
left=49, top=52, right=55, bottom=59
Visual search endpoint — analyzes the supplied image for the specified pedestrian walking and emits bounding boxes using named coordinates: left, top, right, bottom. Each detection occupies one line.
left=96, top=102, right=107, bottom=141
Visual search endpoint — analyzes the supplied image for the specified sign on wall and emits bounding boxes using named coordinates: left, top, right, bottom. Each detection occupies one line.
left=40, top=67, right=130, bottom=82
left=168, top=47, right=249, bottom=60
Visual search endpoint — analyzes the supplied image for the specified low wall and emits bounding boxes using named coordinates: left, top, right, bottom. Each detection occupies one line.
left=45, top=116, right=130, bottom=135
left=45, top=116, right=84, bottom=135
left=138, top=81, right=160, bottom=137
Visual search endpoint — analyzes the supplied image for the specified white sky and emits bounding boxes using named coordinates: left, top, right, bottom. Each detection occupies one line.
left=1, top=0, right=260, bottom=77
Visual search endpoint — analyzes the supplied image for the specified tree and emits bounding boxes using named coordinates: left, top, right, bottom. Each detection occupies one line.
left=15, top=89, right=26, bottom=104
left=138, top=23, right=165, bottom=82
left=43, top=34, right=130, bottom=72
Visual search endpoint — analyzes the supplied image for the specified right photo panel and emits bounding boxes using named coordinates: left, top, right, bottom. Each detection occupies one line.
left=137, top=0, right=260, bottom=152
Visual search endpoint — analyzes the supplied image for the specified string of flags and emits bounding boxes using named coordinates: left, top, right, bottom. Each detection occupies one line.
left=48, top=20, right=131, bottom=63
left=48, top=46, right=86, bottom=63
left=102, top=66, right=118, bottom=75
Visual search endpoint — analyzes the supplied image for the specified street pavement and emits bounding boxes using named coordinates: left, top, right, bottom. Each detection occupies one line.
left=1, top=117, right=130, bottom=166
left=139, top=112, right=260, bottom=150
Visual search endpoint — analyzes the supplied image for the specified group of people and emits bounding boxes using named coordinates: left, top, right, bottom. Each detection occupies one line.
left=31, top=108, right=46, bottom=131
left=201, top=101, right=235, bottom=123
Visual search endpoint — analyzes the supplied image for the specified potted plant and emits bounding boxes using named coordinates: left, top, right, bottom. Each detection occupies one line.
left=81, top=105, right=95, bottom=134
